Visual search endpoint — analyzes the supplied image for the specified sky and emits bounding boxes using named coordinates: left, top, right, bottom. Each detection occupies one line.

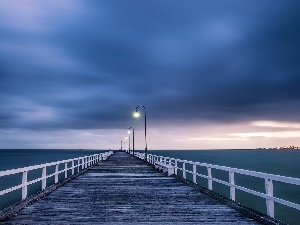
left=0, top=1, right=300, bottom=150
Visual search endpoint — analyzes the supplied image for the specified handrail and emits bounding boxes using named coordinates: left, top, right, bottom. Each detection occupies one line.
left=0, top=151, right=114, bottom=202
left=144, top=153, right=300, bottom=220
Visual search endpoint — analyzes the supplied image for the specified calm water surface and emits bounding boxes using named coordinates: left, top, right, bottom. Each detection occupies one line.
left=148, top=149, right=300, bottom=225
left=0, top=149, right=106, bottom=210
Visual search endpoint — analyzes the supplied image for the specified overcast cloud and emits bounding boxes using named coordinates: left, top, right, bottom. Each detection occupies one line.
left=0, top=1, right=300, bottom=149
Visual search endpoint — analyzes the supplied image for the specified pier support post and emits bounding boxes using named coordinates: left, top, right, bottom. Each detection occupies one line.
left=229, top=171, right=235, bottom=201
left=265, top=178, right=274, bottom=218
left=65, top=163, right=68, bottom=178
left=207, top=167, right=212, bottom=190
left=22, top=171, right=28, bottom=200
left=42, top=167, right=46, bottom=190
left=183, top=163, right=186, bottom=179
left=72, top=161, right=75, bottom=175
left=55, top=164, right=59, bottom=183
left=193, top=164, right=197, bottom=183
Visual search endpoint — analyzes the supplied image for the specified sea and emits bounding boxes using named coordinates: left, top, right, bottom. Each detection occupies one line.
left=0, top=149, right=299, bottom=225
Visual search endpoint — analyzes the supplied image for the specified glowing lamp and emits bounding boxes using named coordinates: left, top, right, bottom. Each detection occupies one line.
left=133, top=111, right=140, bottom=118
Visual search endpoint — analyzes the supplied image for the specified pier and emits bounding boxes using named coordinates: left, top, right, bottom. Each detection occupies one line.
left=0, top=151, right=295, bottom=224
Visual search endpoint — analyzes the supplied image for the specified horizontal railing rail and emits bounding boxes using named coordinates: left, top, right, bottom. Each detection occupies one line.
left=145, top=153, right=300, bottom=220
left=133, top=152, right=145, bottom=160
left=125, top=150, right=145, bottom=159
left=0, top=151, right=114, bottom=202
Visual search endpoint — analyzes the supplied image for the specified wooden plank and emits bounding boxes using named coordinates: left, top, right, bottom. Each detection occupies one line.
left=1, top=152, right=261, bottom=224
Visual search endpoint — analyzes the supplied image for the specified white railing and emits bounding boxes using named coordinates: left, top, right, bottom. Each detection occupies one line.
left=146, top=154, right=300, bottom=219
left=134, top=152, right=145, bottom=160
left=125, top=150, right=145, bottom=160
left=0, top=151, right=113, bottom=201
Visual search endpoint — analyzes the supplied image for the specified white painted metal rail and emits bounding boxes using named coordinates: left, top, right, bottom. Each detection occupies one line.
left=145, top=153, right=300, bottom=219
left=0, top=151, right=113, bottom=201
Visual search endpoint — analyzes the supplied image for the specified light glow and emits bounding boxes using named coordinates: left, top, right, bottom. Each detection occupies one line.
left=133, top=111, right=140, bottom=118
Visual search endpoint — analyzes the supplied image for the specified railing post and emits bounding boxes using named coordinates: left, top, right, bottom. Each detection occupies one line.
left=229, top=171, right=235, bottom=201
left=175, top=160, right=178, bottom=175
left=183, top=162, right=186, bottom=179
left=42, top=166, right=47, bottom=190
left=265, top=178, right=274, bottom=218
left=65, top=162, right=68, bottom=178
left=193, top=164, right=197, bottom=183
left=22, top=171, right=28, bottom=200
left=77, top=159, right=80, bottom=172
left=207, top=167, right=212, bottom=190
left=55, top=164, right=59, bottom=183
left=72, top=161, right=75, bottom=175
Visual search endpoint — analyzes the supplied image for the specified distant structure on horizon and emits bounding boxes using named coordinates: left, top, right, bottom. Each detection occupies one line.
left=256, top=145, right=300, bottom=150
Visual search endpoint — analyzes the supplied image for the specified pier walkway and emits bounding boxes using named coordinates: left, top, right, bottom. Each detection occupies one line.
left=2, top=152, right=260, bottom=224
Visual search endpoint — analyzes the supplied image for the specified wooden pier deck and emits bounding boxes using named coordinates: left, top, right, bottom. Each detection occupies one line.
left=1, top=152, right=261, bottom=224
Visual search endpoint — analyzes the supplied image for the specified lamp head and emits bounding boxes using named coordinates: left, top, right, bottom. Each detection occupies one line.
left=133, top=111, right=140, bottom=118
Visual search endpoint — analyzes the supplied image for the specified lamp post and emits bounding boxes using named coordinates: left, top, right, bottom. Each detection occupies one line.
left=128, top=127, right=134, bottom=155
left=120, top=140, right=123, bottom=151
left=124, top=136, right=128, bottom=152
left=125, top=136, right=129, bottom=152
left=128, top=135, right=130, bottom=153
left=133, top=105, right=147, bottom=161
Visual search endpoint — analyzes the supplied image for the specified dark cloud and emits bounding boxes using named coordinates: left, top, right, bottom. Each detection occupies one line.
left=0, top=0, right=300, bottom=133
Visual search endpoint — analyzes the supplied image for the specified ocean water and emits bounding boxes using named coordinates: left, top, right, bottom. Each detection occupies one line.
left=0, top=149, right=299, bottom=225
left=0, top=149, right=106, bottom=210
left=147, top=149, right=300, bottom=225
